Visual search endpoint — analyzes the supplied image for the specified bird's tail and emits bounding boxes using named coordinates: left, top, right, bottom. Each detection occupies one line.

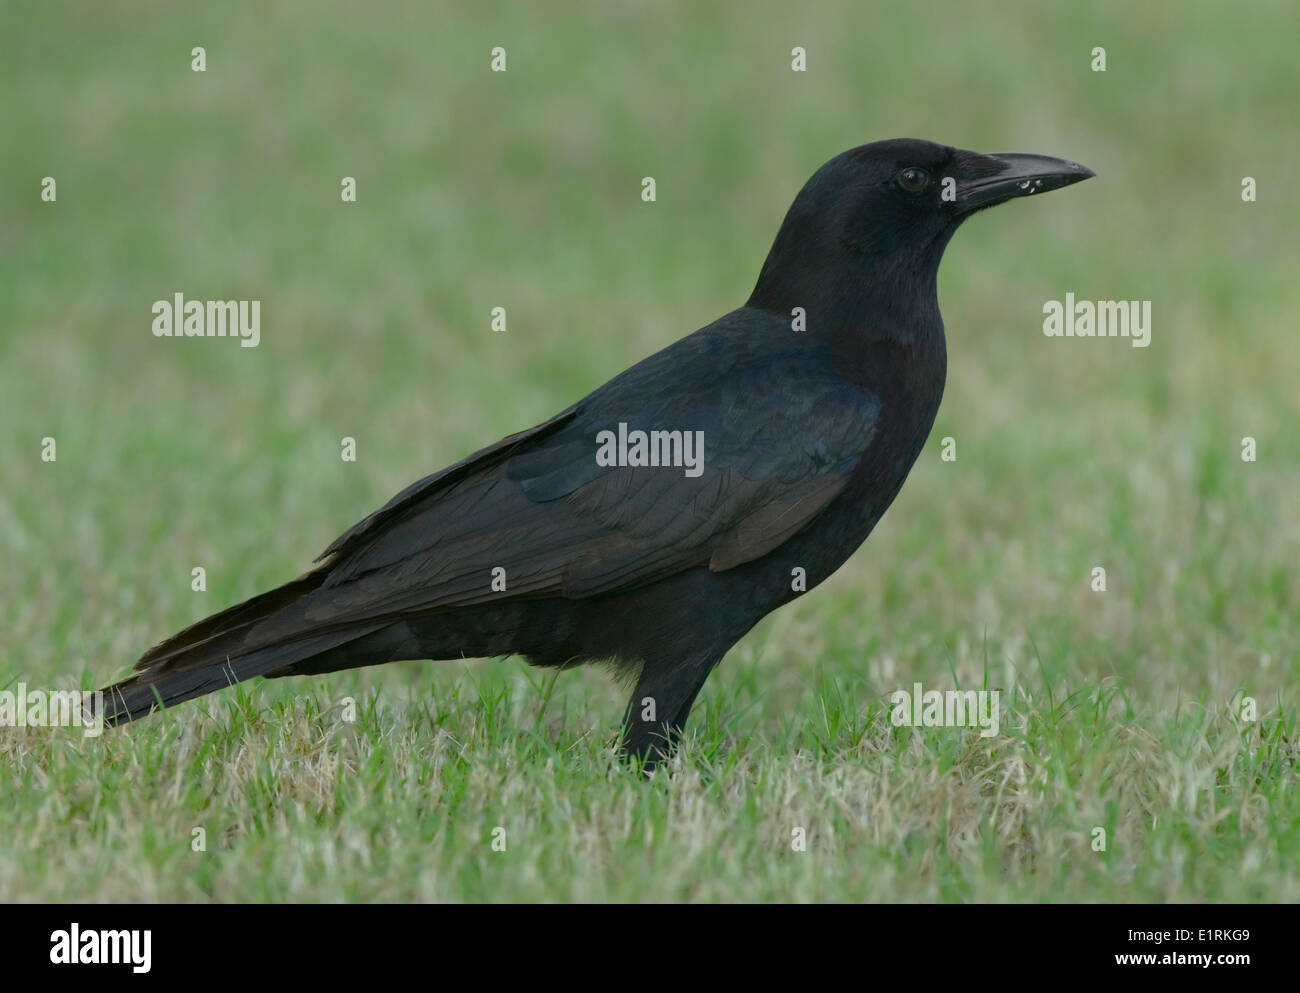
left=94, top=570, right=385, bottom=726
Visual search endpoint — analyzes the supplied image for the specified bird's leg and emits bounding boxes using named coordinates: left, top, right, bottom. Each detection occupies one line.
left=619, top=652, right=721, bottom=771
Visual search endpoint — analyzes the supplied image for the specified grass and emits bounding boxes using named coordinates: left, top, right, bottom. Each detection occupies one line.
left=3, top=668, right=1294, bottom=901
left=1, top=0, right=1297, bottom=902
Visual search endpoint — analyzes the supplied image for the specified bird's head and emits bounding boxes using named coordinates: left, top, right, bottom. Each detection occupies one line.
left=748, top=138, right=1094, bottom=326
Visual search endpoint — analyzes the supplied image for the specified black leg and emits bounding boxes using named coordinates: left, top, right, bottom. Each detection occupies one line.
left=619, top=652, right=721, bottom=771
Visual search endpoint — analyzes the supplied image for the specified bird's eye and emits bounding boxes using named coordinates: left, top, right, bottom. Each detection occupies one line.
left=897, top=167, right=929, bottom=193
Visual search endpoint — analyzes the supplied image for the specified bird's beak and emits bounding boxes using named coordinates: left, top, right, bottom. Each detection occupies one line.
left=957, top=152, right=1095, bottom=212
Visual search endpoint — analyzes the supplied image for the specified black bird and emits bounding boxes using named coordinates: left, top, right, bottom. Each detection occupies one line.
left=96, top=139, right=1093, bottom=767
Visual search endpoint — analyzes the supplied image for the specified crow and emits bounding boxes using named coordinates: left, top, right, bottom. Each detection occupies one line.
left=96, top=138, right=1093, bottom=768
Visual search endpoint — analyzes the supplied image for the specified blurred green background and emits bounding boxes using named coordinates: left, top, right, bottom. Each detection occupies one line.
left=1, top=0, right=1296, bottom=902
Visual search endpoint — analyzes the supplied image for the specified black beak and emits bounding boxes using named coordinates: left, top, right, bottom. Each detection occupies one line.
left=958, top=152, right=1095, bottom=212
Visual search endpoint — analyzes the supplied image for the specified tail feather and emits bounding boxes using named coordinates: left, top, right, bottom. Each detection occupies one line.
left=97, top=626, right=384, bottom=725
left=96, top=569, right=387, bottom=726
left=136, top=570, right=328, bottom=668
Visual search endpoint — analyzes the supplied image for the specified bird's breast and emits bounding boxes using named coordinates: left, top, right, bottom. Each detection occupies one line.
left=831, top=328, right=947, bottom=517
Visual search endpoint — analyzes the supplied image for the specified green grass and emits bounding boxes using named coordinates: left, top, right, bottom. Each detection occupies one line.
left=1, top=0, right=1297, bottom=902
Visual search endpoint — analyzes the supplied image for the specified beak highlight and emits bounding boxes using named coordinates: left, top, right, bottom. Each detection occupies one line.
left=958, top=152, right=1095, bottom=211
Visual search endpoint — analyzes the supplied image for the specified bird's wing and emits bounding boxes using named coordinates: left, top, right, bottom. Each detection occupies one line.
left=315, top=404, right=582, bottom=563
left=306, top=328, right=880, bottom=622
